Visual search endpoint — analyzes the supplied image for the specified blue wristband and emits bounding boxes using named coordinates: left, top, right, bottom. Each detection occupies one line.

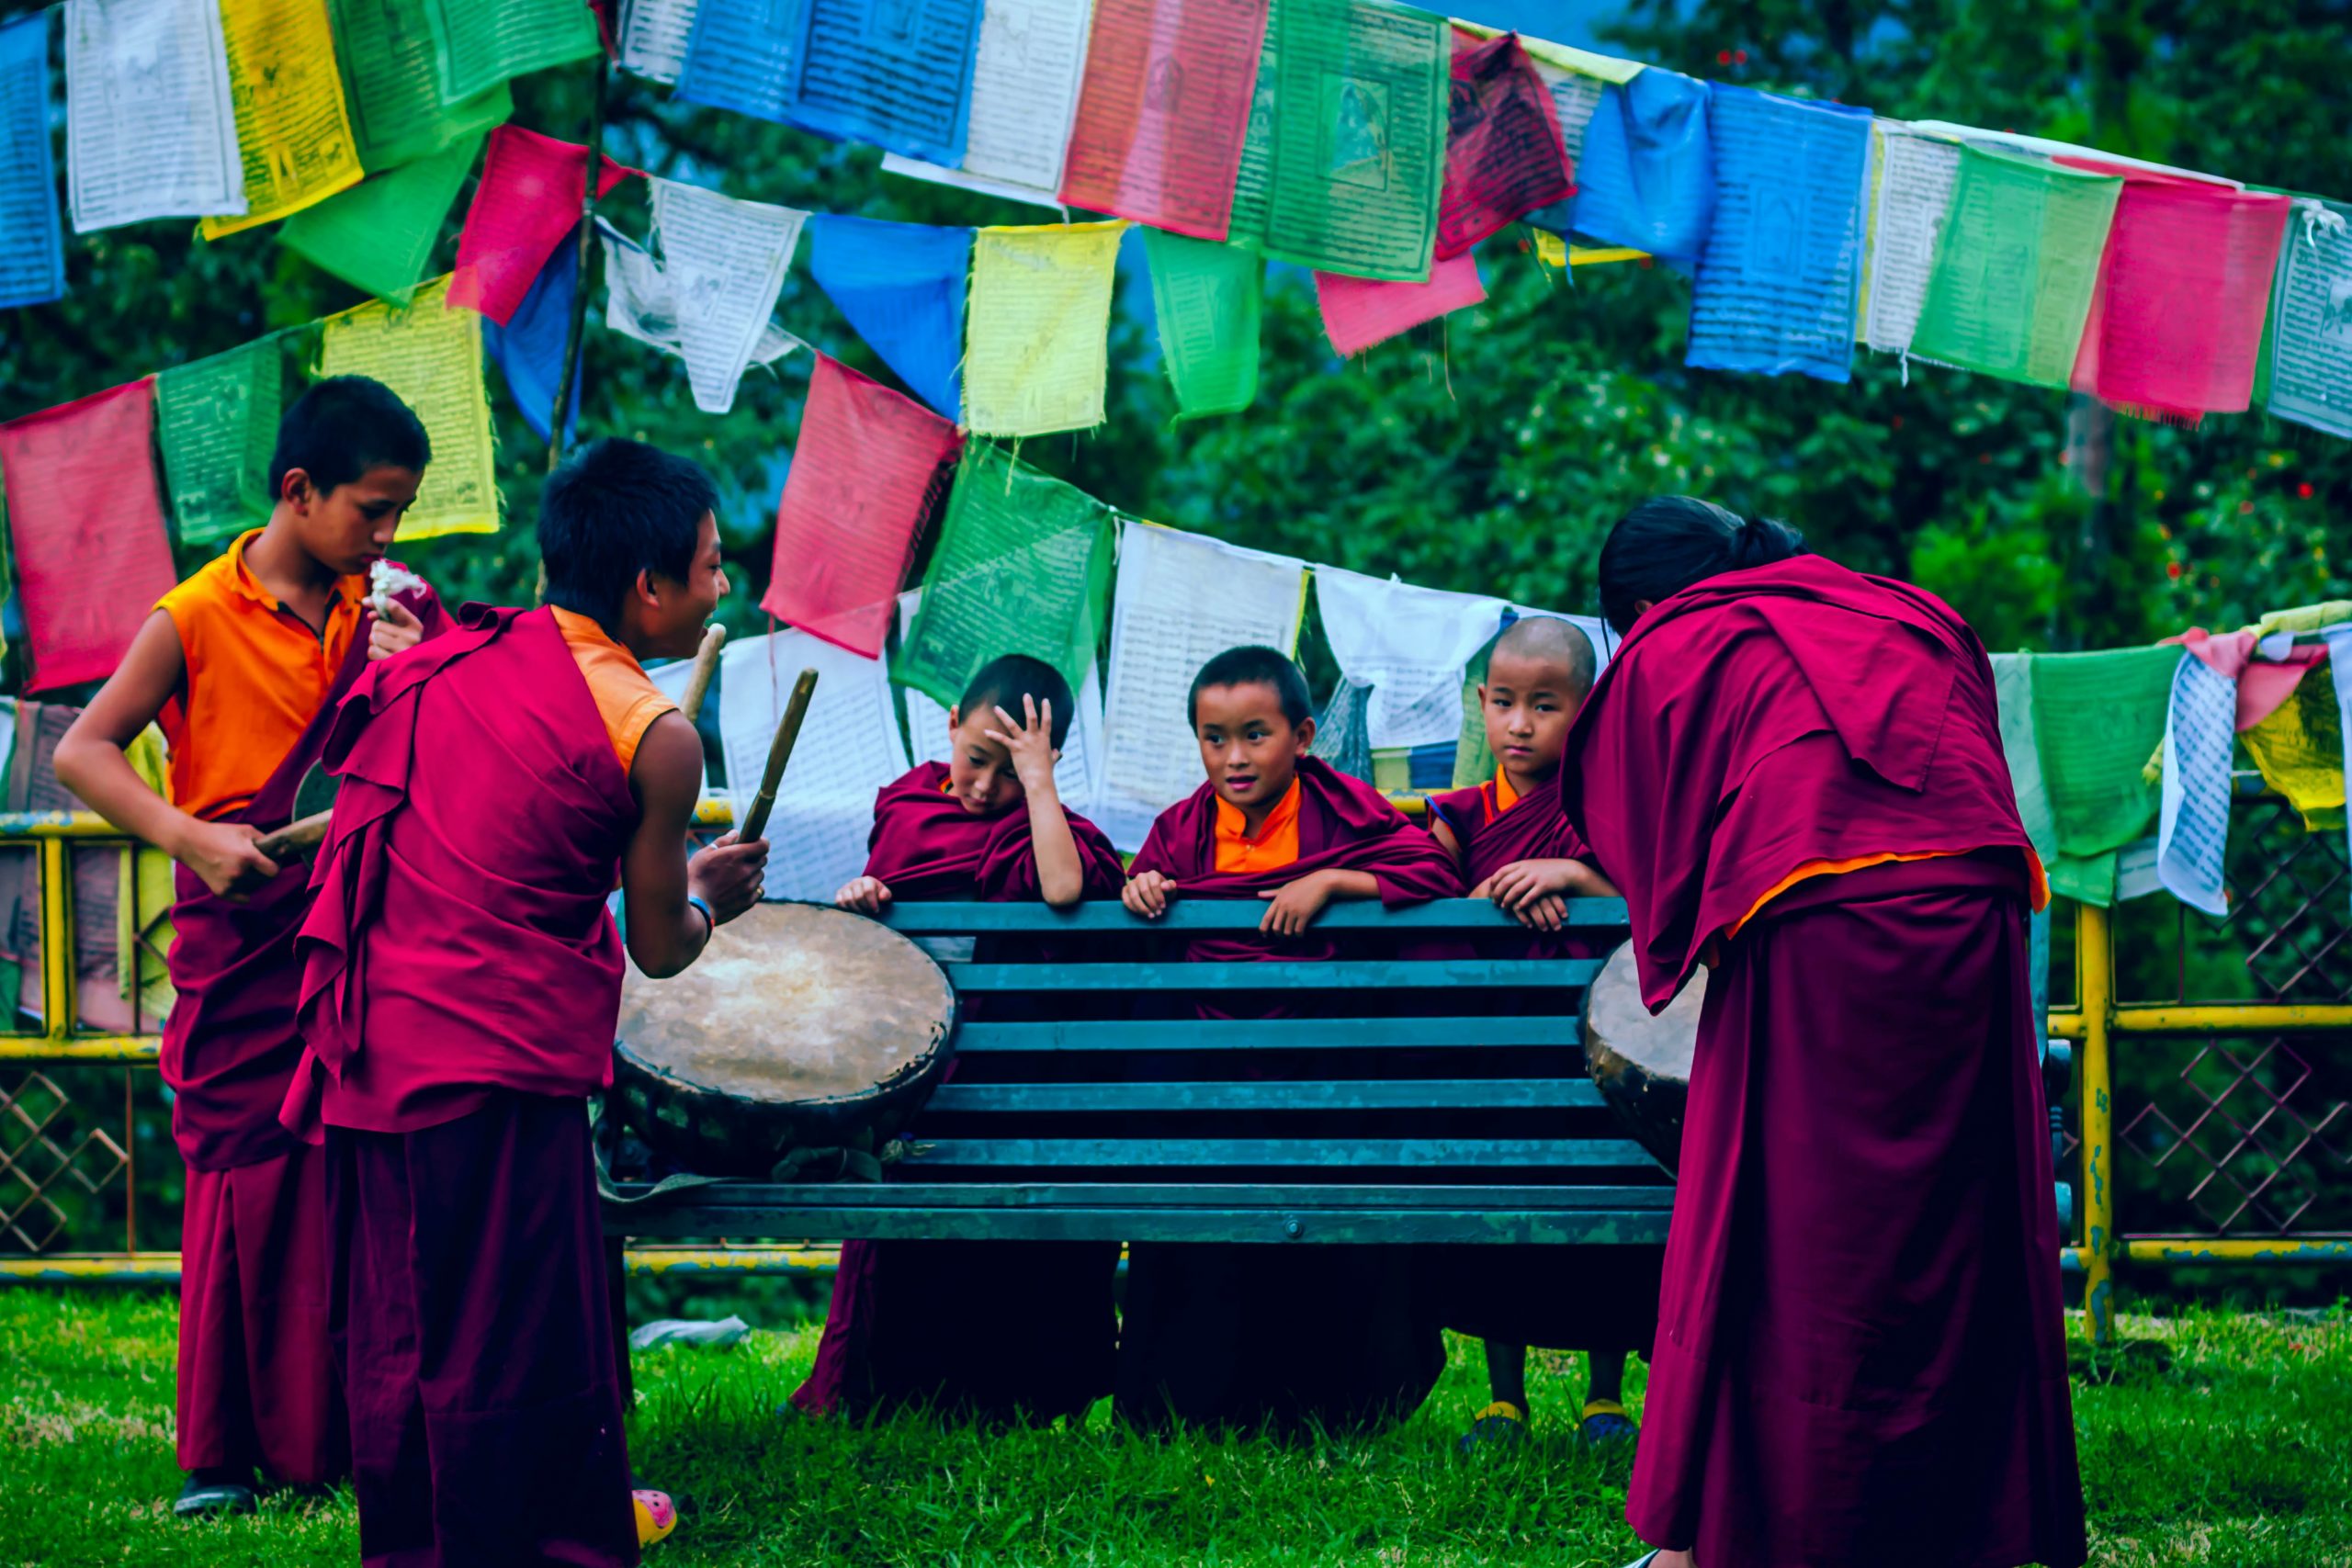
left=687, top=894, right=717, bottom=938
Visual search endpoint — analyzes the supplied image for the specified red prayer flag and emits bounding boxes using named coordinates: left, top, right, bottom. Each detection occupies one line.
left=0, top=379, right=178, bottom=693
left=761, top=355, right=965, bottom=659
left=450, top=127, right=636, bottom=325
left=2057, top=160, right=2292, bottom=423
left=1316, top=247, right=1486, bottom=355
left=1058, top=0, right=1270, bottom=241
left=1436, top=30, right=1571, bottom=260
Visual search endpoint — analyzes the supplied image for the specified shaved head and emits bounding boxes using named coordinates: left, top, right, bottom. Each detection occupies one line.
left=1490, top=615, right=1596, bottom=699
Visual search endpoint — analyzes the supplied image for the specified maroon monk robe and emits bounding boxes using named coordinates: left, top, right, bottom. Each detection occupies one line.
left=1114, top=758, right=1462, bottom=1436
left=287, top=604, right=642, bottom=1568
left=793, top=761, right=1126, bottom=1424
left=1424, top=776, right=1665, bottom=1359
left=166, top=580, right=447, bottom=1487
left=1564, top=556, right=2085, bottom=1568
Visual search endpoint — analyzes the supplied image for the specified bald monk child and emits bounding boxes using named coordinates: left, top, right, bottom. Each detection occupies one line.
left=280, top=438, right=768, bottom=1563
left=793, top=656, right=1126, bottom=1424
left=1423, top=615, right=1665, bottom=1452
left=55, top=375, right=446, bottom=1518
left=1114, top=646, right=1462, bottom=1436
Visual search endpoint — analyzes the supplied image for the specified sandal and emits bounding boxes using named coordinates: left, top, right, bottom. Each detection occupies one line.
left=1579, top=1397, right=1640, bottom=1446
left=173, top=1471, right=257, bottom=1518
left=1455, top=1400, right=1529, bottom=1453
left=634, top=1489, right=678, bottom=1547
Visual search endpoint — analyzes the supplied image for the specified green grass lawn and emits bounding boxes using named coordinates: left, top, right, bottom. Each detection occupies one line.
left=2, top=1287, right=2346, bottom=1567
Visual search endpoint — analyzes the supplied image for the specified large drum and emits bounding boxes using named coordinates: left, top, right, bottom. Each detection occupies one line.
left=611, top=901, right=957, bottom=1179
left=1580, top=939, right=1702, bottom=1176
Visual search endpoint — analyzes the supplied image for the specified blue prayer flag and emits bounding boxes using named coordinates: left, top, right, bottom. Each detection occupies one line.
left=786, top=0, right=981, bottom=167
left=677, top=0, right=811, bottom=124
left=1571, top=70, right=1713, bottom=269
left=808, top=213, right=970, bottom=423
left=0, top=11, right=65, bottom=311
left=1685, top=84, right=1872, bottom=384
left=484, top=224, right=585, bottom=444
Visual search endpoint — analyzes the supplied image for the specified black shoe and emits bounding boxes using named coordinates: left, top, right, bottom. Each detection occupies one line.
left=174, top=1471, right=257, bottom=1518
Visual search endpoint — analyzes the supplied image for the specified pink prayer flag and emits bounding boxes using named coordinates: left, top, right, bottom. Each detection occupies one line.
left=2167, top=626, right=2328, bottom=731
left=450, top=127, right=636, bottom=325
left=1316, top=248, right=1486, bottom=356
left=0, top=379, right=177, bottom=693
left=1058, top=0, right=1270, bottom=241
left=761, top=355, right=964, bottom=658
left=2058, top=160, right=2292, bottom=423
left=1436, top=30, right=1571, bottom=261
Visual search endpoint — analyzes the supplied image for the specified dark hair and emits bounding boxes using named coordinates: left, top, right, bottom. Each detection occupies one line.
left=539, top=437, right=719, bottom=624
left=1597, top=496, right=1806, bottom=634
left=266, top=375, right=432, bottom=500
left=1188, top=645, right=1312, bottom=728
left=1489, top=614, right=1597, bottom=697
left=959, top=655, right=1077, bottom=749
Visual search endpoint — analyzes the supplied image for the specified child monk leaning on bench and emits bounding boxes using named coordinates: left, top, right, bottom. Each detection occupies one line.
left=1423, top=614, right=1666, bottom=1453
left=1115, top=645, right=1461, bottom=1437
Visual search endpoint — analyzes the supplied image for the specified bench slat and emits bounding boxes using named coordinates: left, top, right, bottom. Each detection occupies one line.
left=897, top=1136, right=1654, bottom=1168
left=878, top=897, right=1629, bottom=934
left=923, top=1078, right=1603, bottom=1113
left=611, top=1180, right=1673, bottom=1211
left=611, top=1204, right=1671, bottom=1247
left=953, top=959, right=1600, bottom=992
left=956, top=1017, right=1579, bottom=1051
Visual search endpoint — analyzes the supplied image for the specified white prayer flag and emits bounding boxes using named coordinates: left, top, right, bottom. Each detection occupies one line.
left=64, top=0, right=243, bottom=231
left=648, top=177, right=809, bottom=414
left=1316, top=567, right=1508, bottom=751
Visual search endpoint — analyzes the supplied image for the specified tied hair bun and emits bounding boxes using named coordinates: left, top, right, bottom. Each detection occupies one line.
left=1727, top=512, right=1806, bottom=570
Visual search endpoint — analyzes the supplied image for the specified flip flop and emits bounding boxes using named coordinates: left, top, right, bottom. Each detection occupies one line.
left=1455, top=1400, right=1529, bottom=1454
left=1623, top=1552, right=1660, bottom=1568
left=1579, top=1397, right=1640, bottom=1446
left=173, top=1474, right=256, bottom=1518
left=634, top=1489, right=678, bottom=1547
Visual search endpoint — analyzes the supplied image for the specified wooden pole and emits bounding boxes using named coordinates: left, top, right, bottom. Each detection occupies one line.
left=537, top=54, right=611, bottom=605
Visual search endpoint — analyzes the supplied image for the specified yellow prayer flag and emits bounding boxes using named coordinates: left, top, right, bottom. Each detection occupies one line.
left=1534, top=231, right=1566, bottom=268
left=1533, top=231, right=1648, bottom=269
left=318, top=276, right=500, bottom=540
left=2241, top=665, right=2346, bottom=832
left=198, top=0, right=365, bottom=238
left=965, top=220, right=1126, bottom=438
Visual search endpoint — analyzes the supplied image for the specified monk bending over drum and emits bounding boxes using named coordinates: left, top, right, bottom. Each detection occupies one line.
left=1564, top=498, right=2086, bottom=1568
left=1115, top=646, right=1462, bottom=1436
left=1423, top=615, right=1665, bottom=1454
left=280, top=438, right=770, bottom=1564
left=793, top=654, right=1127, bottom=1424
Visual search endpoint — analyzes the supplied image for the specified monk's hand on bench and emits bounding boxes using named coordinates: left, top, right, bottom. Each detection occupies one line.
left=175, top=818, right=282, bottom=900
left=1123, top=870, right=1178, bottom=919
left=687, top=829, right=768, bottom=926
left=1484, top=859, right=1578, bottom=932
left=836, top=876, right=894, bottom=916
left=1259, top=870, right=1340, bottom=936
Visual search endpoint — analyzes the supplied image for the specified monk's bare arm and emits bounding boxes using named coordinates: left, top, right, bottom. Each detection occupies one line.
left=988, top=696, right=1084, bottom=907
left=1427, top=818, right=1466, bottom=874
left=53, top=611, right=281, bottom=897
left=623, top=713, right=767, bottom=978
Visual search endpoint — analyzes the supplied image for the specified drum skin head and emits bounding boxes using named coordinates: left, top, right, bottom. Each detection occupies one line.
left=1582, top=939, right=1702, bottom=1174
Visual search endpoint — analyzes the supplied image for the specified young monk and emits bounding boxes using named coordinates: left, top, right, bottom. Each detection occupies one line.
left=1423, top=615, right=1664, bottom=1452
left=791, top=655, right=1127, bottom=1425
left=279, top=437, right=770, bottom=1564
left=1114, top=645, right=1462, bottom=1436
left=54, top=376, right=445, bottom=1518
left=1567, top=497, right=2084, bottom=1568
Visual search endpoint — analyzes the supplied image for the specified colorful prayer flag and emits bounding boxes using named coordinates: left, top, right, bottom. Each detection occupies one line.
left=600, top=218, right=806, bottom=373
left=963, top=220, right=1125, bottom=436
left=0, top=11, right=64, bottom=310
left=2260, top=198, right=2352, bottom=440
left=1909, top=145, right=2121, bottom=390
left=675, top=0, right=807, bottom=122
left=450, top=126, right=634, bottom=326
left=762, top=355, right=964, bottom=658
left=892, top=442, right=1116, bottom=707
left=619, top=0, right=702, bottom=84
left=1517, top=55, right=1603, bottom=234
left=155, top=338, right=287, bottom=546
left=281, top=130, right=485, bottom=304
left=482, top=226, right=586, bottom=445
left=1685, top=84, right=1872, bottom=383
left=1859, top=123, right=1961, bottom=359
left=0, top=380, right=178, bottom=693
left=1141, top=227, right=1261, bottom=418
left=1059, top=0, right=1270, bottom=241
left=420, top=0, right=601, bottom=105
left=785, top=0, right=983, bottom=167
left=318, top=277, right=500, bottom=540
left=646, top=177, right=809, bottom=415
left=1435, top=30, right=1569, bottom=261
left=63, top=0, right=244, bottom=232
left=198, top=0, right=365, bottom=238
left=1315, top=247, right=1483, bottom=355
left=1568, top=68, right=1710, bottom=267
left=325, top=0, right=511, bottom=173
left=878, top=0, right=1094, bottom=209
left=807, top=214, right=971, bottom=423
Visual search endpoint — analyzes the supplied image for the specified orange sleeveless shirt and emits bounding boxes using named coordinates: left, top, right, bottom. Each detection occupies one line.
left=548, top=608, right=676, bottom=773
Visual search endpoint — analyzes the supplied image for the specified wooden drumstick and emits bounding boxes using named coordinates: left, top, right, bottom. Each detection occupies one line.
left=678, top=624, right=726, bottom=726
left=736, top=669, right=817, bottom=842
left=253, top=811, right=333, bottom=863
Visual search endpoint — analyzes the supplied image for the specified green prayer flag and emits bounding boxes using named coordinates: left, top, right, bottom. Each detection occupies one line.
left=421, top=0, right=600, bottom=107
left=1141, top=229, right=1261, bottom=419
left=281, top=132, right=484, bottom=304
left=1261, top=0, right=1446, bottom=282
left=155, top=340, right=287, bottom=547
left=2028, top=647, right=2179, bottom=861
left=1988, top=653, right=2058, bottom=862
left=892, top=444, right=1116, bottom=708
left=2047, top=848, right=2117, bottom=908
left=1911, top=145, right=2121, bottom=389
left=328, top=0, right=510, bottom=172
left=1227, top=7, right=1281, bottom=246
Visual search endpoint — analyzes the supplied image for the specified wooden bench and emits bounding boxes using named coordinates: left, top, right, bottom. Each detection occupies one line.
left=606, top=897, right=1674, bottom=1251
